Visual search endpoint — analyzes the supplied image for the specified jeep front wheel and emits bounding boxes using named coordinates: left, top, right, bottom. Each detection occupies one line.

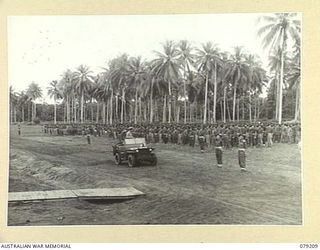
left=115, top=153, right=122, bottom=165
left=128, top=154, right=136, bottom=167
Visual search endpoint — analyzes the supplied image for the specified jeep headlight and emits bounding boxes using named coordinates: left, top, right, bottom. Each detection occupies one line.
left=136, top=149, right=139, bottom=152
left=149, top=148, right=152, bottom=151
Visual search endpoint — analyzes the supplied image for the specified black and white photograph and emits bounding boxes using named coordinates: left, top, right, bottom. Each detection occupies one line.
left=7, top=13, right=302, bottom=226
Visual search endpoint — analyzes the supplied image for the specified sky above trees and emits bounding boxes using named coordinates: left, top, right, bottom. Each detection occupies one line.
left=8, top=13, right=300, bottom=103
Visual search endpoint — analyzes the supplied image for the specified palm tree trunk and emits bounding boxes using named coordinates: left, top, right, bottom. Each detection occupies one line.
left=10, top=101, right=13, bottom=124
left=80, top=91, right=84, bottom=123
left=213, top=62, right=217, bottom=123
left=68, top=95, right=71, bottom=123
left=208, top=99, right=211, bottom=123
left=162, top=95, right=167, bottom=123
left=91, top=100, right=94, bottom=123
left=34, top=102, right=37, bottom=120
left=124, top=99, right=127, bottom=123
left=155, top=99, right=158, bottom=122
left=237, top=98, right=240, bottom=122
left=189, top=102, right=192, bottom=123
left=121, top=89, right=125, bottom=123
left=14, top=106, right=17, bottom=123
left=257, top=98, right=260, bottom=120
left=249, top=93, right=252, bottom=123
left=294, top=84, right=300, bottom=121
left=184, top=79, right=187, bottom=124
left=28, top=102, right=30, bottom=122
left=144, top=101, right=147, bottom=121
left=275, top=74, right=279, bottom=120
left=150, top=79, right=154, bottom=123
left=63, top=102, right=66, bottom=123
left=54, top=98, right=57, bottom=124
left=223, top=87, right=226, bottom=123
left=106, top=102, right=110, bottom=124
left=279, top=45, right=285, bottom=124
left=177, top=105, right=180, bottom=123
left=173, top=94, right=176, bottom=123
left=115, top=94, right=119, bottom=122
left=227, top=100, right=231, bottom=122
left=139, top=97, right=142, bottom=124
left=232, top=82, right=237, bottom=122
left=241, top=96, right=245, bottom=120
left=134, top=88, right=138, bottom=124
left=110, top=91, right=113, bottom=125
left=254, top=97, right=257, bottom=122
left=168, top=81, right=172, bottom=123
left=203, top=72, right=209, bottom=124
left=71, top=97, right=74, bottom=123
left=219, top=100, right=222, bottom=121
left=96, top=101, right=99, bottom=123
left=22, top=106, right=25, bottom=122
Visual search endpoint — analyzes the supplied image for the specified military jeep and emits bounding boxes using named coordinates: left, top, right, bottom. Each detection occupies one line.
left=112, top=138, right=157, bottom=167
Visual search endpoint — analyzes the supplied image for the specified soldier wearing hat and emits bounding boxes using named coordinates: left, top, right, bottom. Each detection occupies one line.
left=126, top=127, right=134, bottom=139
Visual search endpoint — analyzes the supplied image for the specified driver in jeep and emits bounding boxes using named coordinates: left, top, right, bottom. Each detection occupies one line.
left=126, top=127, right=134, bottom=139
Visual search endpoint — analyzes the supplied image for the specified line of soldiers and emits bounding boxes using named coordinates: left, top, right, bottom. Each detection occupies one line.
left=43, top=122, right=301, bottom=171
left=43, top=122, right=301, bottom=148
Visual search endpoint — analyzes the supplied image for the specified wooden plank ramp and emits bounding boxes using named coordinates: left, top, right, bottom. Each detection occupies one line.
left=9, top=187, right=144, bottom=203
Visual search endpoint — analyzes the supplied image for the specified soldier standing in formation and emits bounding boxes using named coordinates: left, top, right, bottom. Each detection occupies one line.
left=18, top=123, right=21, bottom=136
left=86, top=127, right=91, bottom=144
left=238, top=135, right=247, bottom=172
left=215, top=134, right=223, bottom=168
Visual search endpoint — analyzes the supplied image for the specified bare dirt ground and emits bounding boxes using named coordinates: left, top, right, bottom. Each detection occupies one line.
left=7, top=125, right=302, bottom=225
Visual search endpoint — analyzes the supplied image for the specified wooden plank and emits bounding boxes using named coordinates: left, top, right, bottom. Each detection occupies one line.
left=8, top=187, right=144, bottom=202
left=72, top=187, right=145, bottom=200
left=9, top=190, right=77, bottom=202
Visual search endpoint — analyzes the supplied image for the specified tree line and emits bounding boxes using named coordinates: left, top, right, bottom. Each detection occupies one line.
left=9, top=13, right=301, bottom=125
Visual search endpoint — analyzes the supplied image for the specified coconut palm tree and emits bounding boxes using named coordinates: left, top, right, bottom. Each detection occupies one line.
left=196, top=42, right=221, bottom=124
left=26, top=82, right=42, bottom=122
left=223, top=46, right=250, bottom=122
left=245, top=54, right=267, bottom=122
left=287, top=54, right=300, bottom=121
left=110, top=54, right=130, bottom=124
left=73, top=65, right=94, bottom=123
left=257, top=13, right=300, bottom=124
left=9, top=86, right=18, bottom=123
left=127, top=56, right=146, bottom=124
left=177, top=40, right=196, bottom=124
left=94, top=71, right=111, bottom=124
left=196, top=42, right=212, bottom=124
left=47, top=80, right=62, bottom=124
left=58, top=69, right=74, bottom=123
left=17, top=91, right=29, bottom=122
left=152, top=40, right=181, bottom=123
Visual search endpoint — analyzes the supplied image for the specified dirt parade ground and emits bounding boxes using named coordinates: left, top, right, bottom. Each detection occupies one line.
left=7, top=125, right=302, bottom=226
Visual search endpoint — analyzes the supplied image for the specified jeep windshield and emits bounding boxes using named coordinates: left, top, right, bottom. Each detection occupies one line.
left=124, top=138, right=146, bottom=146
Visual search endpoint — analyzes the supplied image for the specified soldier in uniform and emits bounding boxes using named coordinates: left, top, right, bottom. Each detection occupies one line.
left=198, top=127, right=206, bottom=153
left=154, top=127, right=159, bottom=143
left=266, top=124, right=273, bottom=147
left=162, top=127, right=169, bottom=144
left=86, top=127, right=91, bottom=144
left=238, top=134, right=247, bottom=172
left=215, top=134, right=223, bottom=168
left=177, top=128, right=183, bottom=145
left=126, top=127, right=134, bottom=139
left=189, top=129, right=195, bottom=147
left=257, top=126, right=263, bottom=147
left=18, top=123, right=21, bottom=136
